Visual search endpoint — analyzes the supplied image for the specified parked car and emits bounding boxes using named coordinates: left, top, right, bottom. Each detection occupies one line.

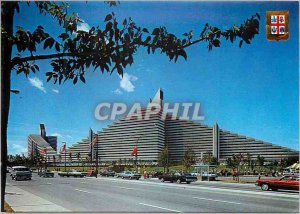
left=11, top=166, right=32, bottom=181
left=119, top=171, right=141, bottom=180
left=152, top=171, right=164, bottom=179
left=38, top=170, right=54, bottom=178
left=100, top=170, right=115, bottom=177
left=161, top=172, right=197, bottom=184
left=58, top=170, right=85, bottom=178
left=256, top=175, right=299, bottom=191
left=86, top=170, right=97, bottom=177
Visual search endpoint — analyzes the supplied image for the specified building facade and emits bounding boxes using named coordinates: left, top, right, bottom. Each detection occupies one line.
left=28, top=89, right=299, bottom=164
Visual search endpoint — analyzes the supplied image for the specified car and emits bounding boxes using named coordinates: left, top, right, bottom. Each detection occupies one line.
left=38, top=170, right=54, bottom=178
left=58, top=170, right=85, bottom=178
left=120, top=171, right=141, bottom=180
left=100, top=170, right=115, bottom=177
left=161, top=172, right=198, bottom=184
left=256, top=175, right=299, bottom=191
left=152, top=171, right=164, bottom=179
left=86, top=170, right=97, bottom=177
left=11, top=166, right=32, bottom=181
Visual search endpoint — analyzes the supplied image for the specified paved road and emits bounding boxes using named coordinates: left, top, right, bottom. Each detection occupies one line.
left=6, top=174, right=299, bottom=212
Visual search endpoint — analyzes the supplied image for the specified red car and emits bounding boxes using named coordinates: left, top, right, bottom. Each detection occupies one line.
left=256, top=175, right=299, bottom=191
left=86, top=170, right=97, bottom=177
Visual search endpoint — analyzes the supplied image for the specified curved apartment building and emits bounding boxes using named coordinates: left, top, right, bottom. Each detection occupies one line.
left=28, top=89, right=299, bottom=164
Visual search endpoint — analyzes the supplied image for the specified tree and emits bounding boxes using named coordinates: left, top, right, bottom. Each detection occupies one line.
left=182, top=147, right=196, bottom=171
left=256, top=155, right=265, bottom=166
left=69, top=152, right=73, bottom=163
left=158, top=146, right=169, bottom=172
left=226, top=154, right=242, bottom=170
left=202, top=152, right=218, bottom=165
left=1, top=1, right=260, bottom=210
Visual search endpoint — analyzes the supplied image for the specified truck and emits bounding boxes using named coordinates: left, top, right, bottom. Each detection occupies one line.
left=58, top=170, right=85, bottom=178
left=11, top=166, right=32, bottom=181
left=161, top=172, right=197, bottom=184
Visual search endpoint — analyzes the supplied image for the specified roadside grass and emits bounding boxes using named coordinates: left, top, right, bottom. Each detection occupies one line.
left=4, top=201, right=14, bottom=212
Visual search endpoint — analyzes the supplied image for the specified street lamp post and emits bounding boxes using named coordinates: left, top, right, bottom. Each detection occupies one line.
left=95, top=134, right=99, bottom=178
left=63, top=142, right=67, bottom=172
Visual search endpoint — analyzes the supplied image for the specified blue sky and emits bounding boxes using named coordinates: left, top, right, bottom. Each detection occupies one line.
left=8, top=1, right=299, bottom=155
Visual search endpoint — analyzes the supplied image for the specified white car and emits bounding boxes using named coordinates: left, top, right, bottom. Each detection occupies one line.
left=11, top=166, right=32, bottom=181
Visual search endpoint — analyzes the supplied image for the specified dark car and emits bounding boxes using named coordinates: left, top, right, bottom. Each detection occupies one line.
left=152, top=171, right=164, bottom=179
left=38, top=170, right=54, bottom=178
left=100, top=170, right=115, bottom=177
left=161, top=172, right=197, bottom=184
left=256, top=175, right=299, bottom=191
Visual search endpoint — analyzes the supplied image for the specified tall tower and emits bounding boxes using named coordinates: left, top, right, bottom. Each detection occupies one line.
left=40, top=124, right=46, bottom=139
left=151, top=88, right=164, bottom=107
left=213, top=123, right=220, bottom=160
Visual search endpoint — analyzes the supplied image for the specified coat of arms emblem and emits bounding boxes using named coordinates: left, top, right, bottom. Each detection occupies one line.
left=266, top=11, right=289, bottom=41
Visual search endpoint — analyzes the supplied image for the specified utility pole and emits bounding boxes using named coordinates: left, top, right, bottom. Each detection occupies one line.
left=95, top=134, right=98, bottom=178
left=135, top=142, right=138, bottom=173
left=63, top=142, right=66, bottom=172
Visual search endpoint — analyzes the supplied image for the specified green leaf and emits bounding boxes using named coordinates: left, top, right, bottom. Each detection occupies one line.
left=152, top=28, right=160, bottom=35
left=80, top=74, right=86, bottom=83
left=142, top=28, right=149, bottom=33
left=239, top=40, right=243, bottom=48
left=178, top=50, right=187, bottom=60
left=73, top=76, right=78, bottom=84
left=55, top=42, right=60, bottom=52
left=256, top=12, right=260, bottom=20
left=34, top=64, right=39, bottom=71
left=104, top=14, right=113, bottom=22
left=212, top=39, right=220, bottom=47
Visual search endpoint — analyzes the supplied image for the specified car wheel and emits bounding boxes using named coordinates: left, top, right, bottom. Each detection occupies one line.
left=122, top=176, right=124, bottom=179
left=136, top=178, right=139, bottom=180
left=161, top=178, right=165, bottom=182
left=261, top=183, right=269, bottom=191
left=186, top=181, right=190, bottom=184
left=129, top=176, right=132, bottom=180
left=176, top=179, right=181, bottom=184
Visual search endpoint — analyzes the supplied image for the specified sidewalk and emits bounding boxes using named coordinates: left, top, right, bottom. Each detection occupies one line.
left=5, top=184, right=70, bottom=212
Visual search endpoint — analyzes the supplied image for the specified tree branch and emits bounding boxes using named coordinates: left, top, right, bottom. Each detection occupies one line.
left=11, top=52, right=98, bottom=66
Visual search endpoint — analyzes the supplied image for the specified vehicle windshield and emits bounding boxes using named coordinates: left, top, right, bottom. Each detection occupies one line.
left=14, top=168, right=29, bottom=171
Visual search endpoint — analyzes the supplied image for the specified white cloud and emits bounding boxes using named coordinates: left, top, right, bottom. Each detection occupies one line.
left=77, top=22, right=90, bottom=32
left=113, top=88, right=123, bottom=95
left=50, top=133, right=63, bottom=138
left=52, top=89, right=59, bottom=94
left=11, top=144, right=27, bottom=155
left=120, top=73, right=138, bottom=92
left=50, top=133, right=73, bottom=139
left=28, top=77, right=46, bottom=93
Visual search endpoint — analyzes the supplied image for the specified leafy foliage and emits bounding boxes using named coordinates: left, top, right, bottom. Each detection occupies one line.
left=202, top=152, right=218, bottom=165
left=182, top=147, right=196, bottom=170
left=7, top=2, right=260, bottom=85
left=158, top=146, right=169, bottom=172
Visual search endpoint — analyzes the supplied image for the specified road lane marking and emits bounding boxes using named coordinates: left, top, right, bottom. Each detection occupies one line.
left=74, top=188, right=91, bottom=194
left=46, top=183, right=52, bottom=185
left=139, top=203, right=181, bottom=213
left=115, top=186, right=136, bottom=190
left=193, top=196, right=241, bottom=205
left=98, top=178, right=299, bottom=199
left=80, top=182, right=88, bottom=184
